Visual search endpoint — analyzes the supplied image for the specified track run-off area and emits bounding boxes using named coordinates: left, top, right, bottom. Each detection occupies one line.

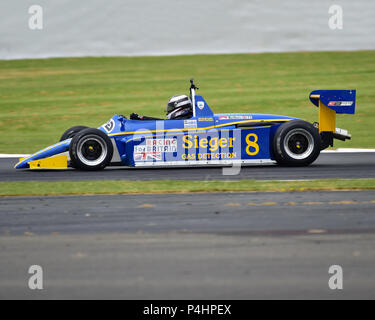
left=1, top=191, right=375, bottom=299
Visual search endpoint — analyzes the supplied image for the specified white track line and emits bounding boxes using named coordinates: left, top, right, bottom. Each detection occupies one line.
left=0, top=154, right=30, bottom=158
left=322, top=148, right=375, bottom=153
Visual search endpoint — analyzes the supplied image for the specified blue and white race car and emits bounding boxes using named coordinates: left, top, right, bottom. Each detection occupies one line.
left=15, top=79, right=356, bottom=171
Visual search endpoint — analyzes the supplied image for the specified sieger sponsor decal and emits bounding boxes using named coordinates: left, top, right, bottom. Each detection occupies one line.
left=182, top=135, right=236, bottom=152
left=182, top=152, right=237, bottom=160
left=182, top=134, right=238, bottom=160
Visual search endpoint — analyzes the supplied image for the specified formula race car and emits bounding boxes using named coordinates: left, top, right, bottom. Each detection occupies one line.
left=15, top=79, right=356, bottom=171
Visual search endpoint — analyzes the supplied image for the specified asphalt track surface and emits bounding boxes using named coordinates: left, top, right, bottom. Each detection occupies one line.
left=1, top=152, right=375, bottom=181
left=1, top=191, right=375, bottom=299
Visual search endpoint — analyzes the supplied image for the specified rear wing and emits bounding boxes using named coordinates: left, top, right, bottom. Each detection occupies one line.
left=309, top=90, right=356, bottom=133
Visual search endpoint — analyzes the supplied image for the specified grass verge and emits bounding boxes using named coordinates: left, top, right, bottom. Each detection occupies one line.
left=1, top=179, right=375, bottom=196
left=0, top=50, right=374, bottom=153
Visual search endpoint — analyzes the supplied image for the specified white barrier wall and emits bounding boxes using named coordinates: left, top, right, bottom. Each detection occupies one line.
left=0, top=0, right=374, bottom=59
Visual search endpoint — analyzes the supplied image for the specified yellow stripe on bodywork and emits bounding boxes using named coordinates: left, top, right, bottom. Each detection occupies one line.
left=108, top=119, right=292, bottom=137
left=28, top=155, right=68, bottom=170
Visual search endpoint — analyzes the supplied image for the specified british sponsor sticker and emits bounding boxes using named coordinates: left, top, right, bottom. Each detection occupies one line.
left=328, top=101, right=353, bottom=107
left=134, top=152, right=162, bottom=161
left=134, top=138, right=177, bottom=155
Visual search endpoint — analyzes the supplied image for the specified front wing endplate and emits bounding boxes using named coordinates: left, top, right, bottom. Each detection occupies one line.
left=28, top=154, right=68, bottom=170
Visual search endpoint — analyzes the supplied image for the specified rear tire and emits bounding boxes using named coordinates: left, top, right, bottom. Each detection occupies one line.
left=273, top=120, right=321, bottom=166
left=60, top=126, right=88, bottom=141
left=69, top=128, right=113, bottom=171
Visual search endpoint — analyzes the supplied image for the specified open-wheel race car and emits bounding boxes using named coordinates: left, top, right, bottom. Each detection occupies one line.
left=15, top=79, right=356, bottom=171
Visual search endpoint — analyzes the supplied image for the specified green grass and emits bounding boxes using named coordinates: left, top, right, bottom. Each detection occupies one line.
left=0, top=51, right=374, bottom=154
left=1, top=179, right=375, bottom=196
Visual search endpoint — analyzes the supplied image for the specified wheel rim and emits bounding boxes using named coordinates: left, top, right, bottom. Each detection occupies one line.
left=77, top=135, right=107, bottom=166
left=283, top=128, right=314, bottom=160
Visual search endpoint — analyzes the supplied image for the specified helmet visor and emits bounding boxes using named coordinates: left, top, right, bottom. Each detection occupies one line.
left=166, top=103, right=176, bottom=114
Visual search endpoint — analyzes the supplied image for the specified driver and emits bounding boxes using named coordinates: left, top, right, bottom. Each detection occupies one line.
left=130, top=95, right=193, bottom=120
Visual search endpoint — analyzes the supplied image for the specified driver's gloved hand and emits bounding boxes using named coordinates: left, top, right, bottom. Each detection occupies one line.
left=130, top=112, right=141, bottom=120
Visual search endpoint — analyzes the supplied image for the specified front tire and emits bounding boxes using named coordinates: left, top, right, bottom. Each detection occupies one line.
left=60, top=126, right=88, bottom=141
left=273, top=120, right=321, bottom=166
left=69, top=128, right=113, bottom=171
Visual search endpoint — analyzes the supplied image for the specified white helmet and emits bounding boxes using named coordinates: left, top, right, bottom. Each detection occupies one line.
left=166, top=95, right=193, bottom=120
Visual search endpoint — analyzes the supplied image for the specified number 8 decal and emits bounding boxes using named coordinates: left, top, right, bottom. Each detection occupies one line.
left=245, top=133, right=259, bottom=156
